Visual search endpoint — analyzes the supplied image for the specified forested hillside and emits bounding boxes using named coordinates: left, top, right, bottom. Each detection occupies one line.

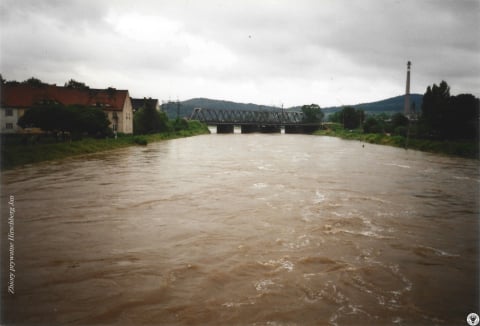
left=162, top=94, right=423, bottom=119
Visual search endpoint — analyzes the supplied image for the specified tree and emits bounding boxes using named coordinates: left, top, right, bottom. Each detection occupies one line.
left=390, top=113, right=409, bottom=129
left=134, top=103, right=171, bottom=134
left=338, top=106, right=364, bottom=129
left=384, top=112, right=409, bottom=136
left=18, top=104, right=68, bottom=133
left=18, top=104, right=111, bottom=138
left=328, top=107, right=363, bottom=128
left=301, top=104, right=324, bottom=123
left=421, top=80, right=479, bottom=140
left=363, top=116, right=384, bottom=134
left=173, top=118, right=189, bottom=131
left=421, top=80, right=450, bottom=138
left=445, top=94, right=479, bottom=139
left=22, top=77, right=46, bottom=87
left=328, top=110, right=341, bottom=123
left=68, top=105, right=111, bottom=136
left=65, top=79, right=89, bottom=89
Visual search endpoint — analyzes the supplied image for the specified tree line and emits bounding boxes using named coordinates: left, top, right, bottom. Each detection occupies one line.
left=18, top=104, right=112, bottom=139
left=327, top=80, right=478, bottom=141
left=4, top=75, right=478, bottom=141
left=420, top=81, right=478, bottom=140
left=17, top=99, right=195, bottom=140
left=1, top=74, right=90, bottom=89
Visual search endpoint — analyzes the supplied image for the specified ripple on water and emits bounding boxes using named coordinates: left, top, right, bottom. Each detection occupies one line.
left=313, top=190, right=326, bottom=204
left=254, top=279, right=277, bottom=292
left=253, top=183, right=268, bottom=189
left=257, top=257, right=295, bottom=273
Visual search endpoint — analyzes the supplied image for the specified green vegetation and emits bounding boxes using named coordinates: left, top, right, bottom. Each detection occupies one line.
left=301, top=104, right=324, bottom=123
left=132, top=136, right=148, bottom=145
left=134, top=102, right=171, bottom=134
left=18, top=104, right=112, bottom=138
left=318, top=81, right=479, bottom=159
left=328, top=106, right=365, bottom=129
left=315, top=124, right=478, bottom=159
left=64, top=79, right=89, bottom=89
left=420, top=81, right=478, bottom=140
left=1, top=120, right=209, bottom=170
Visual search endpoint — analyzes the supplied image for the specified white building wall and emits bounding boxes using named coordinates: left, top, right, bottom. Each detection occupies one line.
left=121, top=95, right=133, bottom=134
left=0, top=108, right=22, bottom=134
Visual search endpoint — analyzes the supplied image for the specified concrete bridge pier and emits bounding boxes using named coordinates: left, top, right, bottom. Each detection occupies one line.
left=217, top=124, right=234, bottom=133
left=260, top=125, right=281, bottom=133
left=303, top=125, right=321, bottom=134
left=285, top=125, right=304, bottom=134
left=284, top=125, right=320, bottom=134
left=241, top=125, right=260, bottom=133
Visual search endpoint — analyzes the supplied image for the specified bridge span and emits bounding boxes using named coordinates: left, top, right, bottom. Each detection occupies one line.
left=189, top=108, right=322, bottom=134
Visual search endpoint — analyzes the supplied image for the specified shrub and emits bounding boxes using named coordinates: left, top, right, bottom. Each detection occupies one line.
left=363, top=117, right=383, bottom=134
left=394, top=126, right=408, bottom=137
left=173, top=118, right=189, bottom=131
left=132, top=136, right=148, bottom=145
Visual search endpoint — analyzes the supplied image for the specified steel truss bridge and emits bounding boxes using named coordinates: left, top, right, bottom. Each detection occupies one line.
left=189, top=108, right=321, bottom=133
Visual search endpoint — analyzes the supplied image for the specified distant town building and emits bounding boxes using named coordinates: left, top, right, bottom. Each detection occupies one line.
left=130, top=97, right=160, bottom=113
left=0, top=83, right=133, bottom=134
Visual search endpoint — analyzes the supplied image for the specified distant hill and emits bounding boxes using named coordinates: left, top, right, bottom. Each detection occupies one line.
left=162, top=94, right=423, bottom=119
left=322, top=94, right=423, bottom=116
left=162, top=98, right=280, bottom=119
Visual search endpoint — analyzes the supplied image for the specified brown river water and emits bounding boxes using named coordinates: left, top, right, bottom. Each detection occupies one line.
left=1, top=134, right=479, bottom=325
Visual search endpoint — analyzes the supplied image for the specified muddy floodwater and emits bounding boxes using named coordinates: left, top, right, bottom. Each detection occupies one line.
left=1, top=134, right=479, bottom=325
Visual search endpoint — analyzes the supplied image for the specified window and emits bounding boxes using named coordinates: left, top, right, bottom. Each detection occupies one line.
left=5, top=109, right=13, bottom=116
left=5, top=123, right=14, bottom=129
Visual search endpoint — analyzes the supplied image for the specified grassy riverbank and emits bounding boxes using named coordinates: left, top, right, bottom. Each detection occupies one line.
left=1, top=121, right=210, bottom=170
left=314, top=127, right=479, bottom=159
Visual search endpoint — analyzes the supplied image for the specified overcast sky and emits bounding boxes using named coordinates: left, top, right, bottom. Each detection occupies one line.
left=1, top=0, right=479, bottom=107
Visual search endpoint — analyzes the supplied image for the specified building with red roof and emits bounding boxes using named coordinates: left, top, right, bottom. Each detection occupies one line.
left=0, top=83, right=133, bottom=134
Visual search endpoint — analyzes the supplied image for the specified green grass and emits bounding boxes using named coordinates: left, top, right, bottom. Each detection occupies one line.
left=1, top=121, right=210, bottom=170
left=314, top=127, right=479, bottom=159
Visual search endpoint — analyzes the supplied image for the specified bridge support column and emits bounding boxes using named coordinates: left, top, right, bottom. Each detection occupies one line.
left=285, top=125, right=304, bottom=134
left=217, top=124, right=234, bottom=134
left=260, top=125, right=281, bottom=133
left=303, top=125, right=320, bottom=134
left=284, top=125, right=320, bottom=134
left=241, top=125, right=260, bottom=133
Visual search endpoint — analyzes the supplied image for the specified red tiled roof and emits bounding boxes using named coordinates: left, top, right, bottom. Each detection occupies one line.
left=0, top=84, right=129, bottom=111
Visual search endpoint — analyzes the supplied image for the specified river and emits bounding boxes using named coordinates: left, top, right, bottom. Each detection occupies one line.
left=1, top=134, right=479, bottom=325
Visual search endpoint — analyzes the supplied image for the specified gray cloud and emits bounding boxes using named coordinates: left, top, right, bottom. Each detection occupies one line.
left=1, top=0, right=478, bottom=107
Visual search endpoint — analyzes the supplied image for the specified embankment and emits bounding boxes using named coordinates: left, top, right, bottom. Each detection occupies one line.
left=314, top=129, right=479, bottom=159
left=1, top=121, right=210, bottom=170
